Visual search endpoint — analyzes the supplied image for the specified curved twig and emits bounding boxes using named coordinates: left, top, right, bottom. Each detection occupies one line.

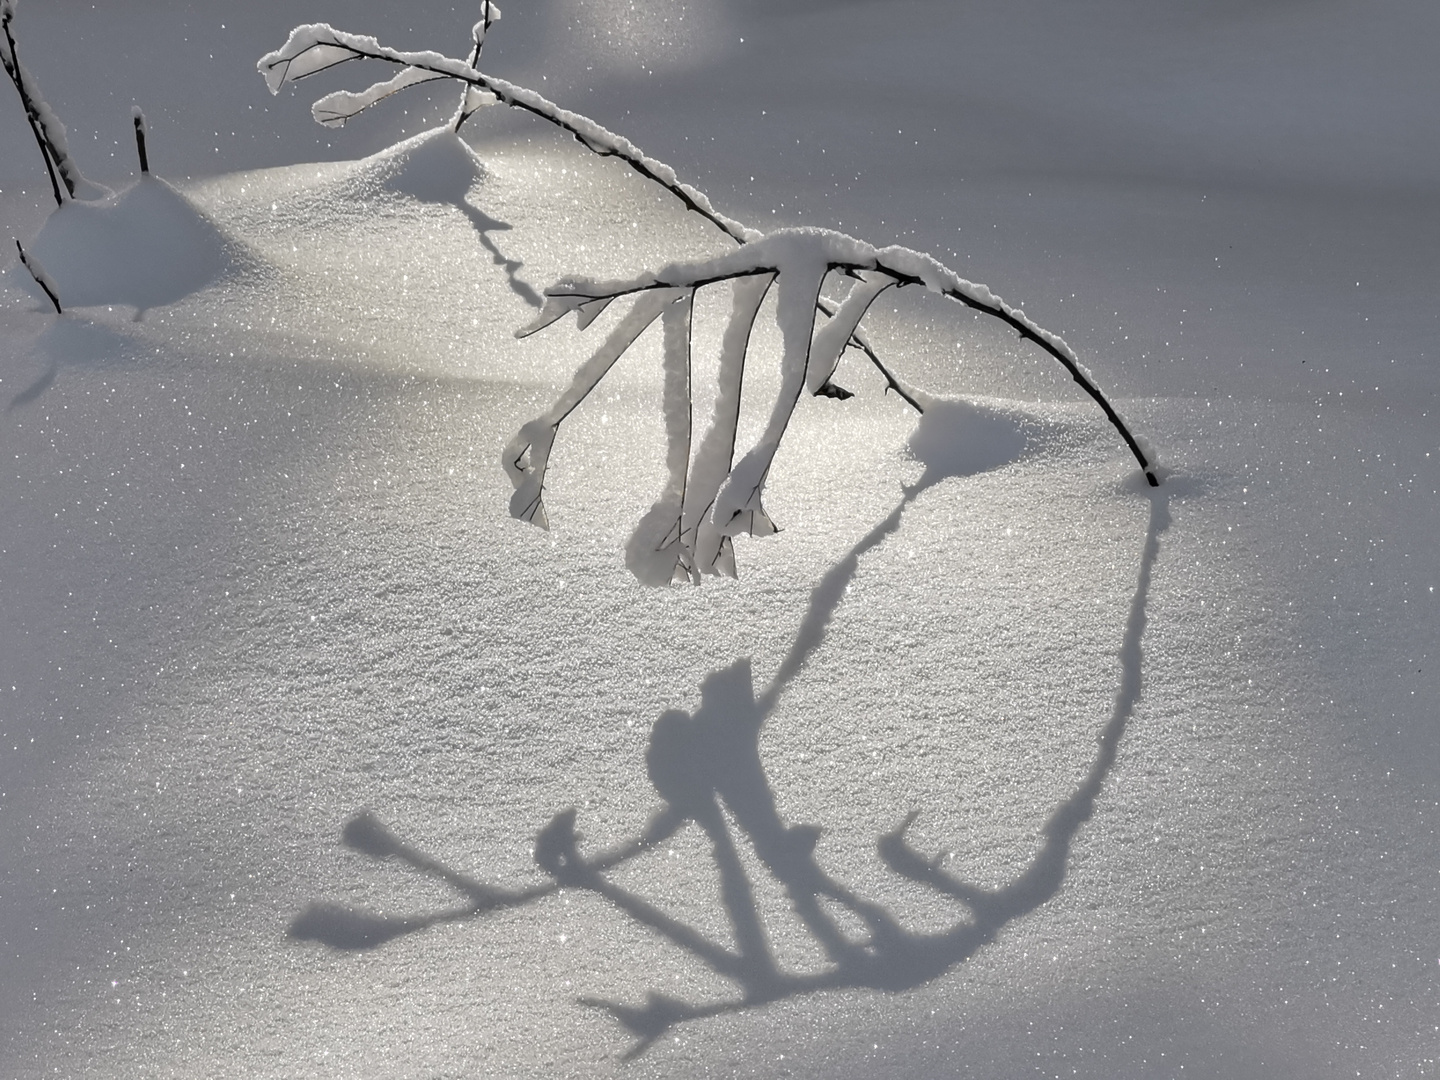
left=258, top=26, right=915, bottom=408
left=261, top=26, right=1157, bottom=485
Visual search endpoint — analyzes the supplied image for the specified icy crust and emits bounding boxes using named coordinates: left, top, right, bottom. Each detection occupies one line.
left=258, top=23, right=760, bottom=245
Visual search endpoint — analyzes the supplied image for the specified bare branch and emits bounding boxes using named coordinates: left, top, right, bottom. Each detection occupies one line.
left=1, top=1, right=63, bottom=206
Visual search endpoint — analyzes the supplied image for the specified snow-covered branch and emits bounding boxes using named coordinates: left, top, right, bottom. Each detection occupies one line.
left=507, top=228, right=1158, bottom=582
left=15, top=238, right=60, bottom=313
left=258, top=18, right=920, bottom=406
left=1, top=0, right=105, bottom=205
left=258, top=23, right=760, bottom=246
left=261, top=19, right=1158, bottom=587
left=311, top=67, right=450, bottom=128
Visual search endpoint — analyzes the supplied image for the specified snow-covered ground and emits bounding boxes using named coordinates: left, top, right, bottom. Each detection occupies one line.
left=2, top=2, right=1437, bottom=1077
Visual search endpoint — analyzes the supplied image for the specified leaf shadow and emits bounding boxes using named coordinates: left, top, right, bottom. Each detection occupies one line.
left=290, top=419, right=1171, bottom=1059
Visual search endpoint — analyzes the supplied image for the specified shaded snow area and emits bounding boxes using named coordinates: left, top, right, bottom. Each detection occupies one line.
left=2, top=2, right=1438, bottom=1078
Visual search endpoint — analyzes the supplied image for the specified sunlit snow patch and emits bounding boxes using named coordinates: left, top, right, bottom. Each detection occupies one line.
left=12, top=175, right=245, bottom=315
left=309, top=127, right=538, bottom=307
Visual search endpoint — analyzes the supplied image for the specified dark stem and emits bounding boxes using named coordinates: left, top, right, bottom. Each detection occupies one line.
left=815, top=295, right=923, bottom=412
left=133, top=110, right=149, bottom=173
left=453, top=0, right=497, bottom=132
left=1, top=9, right=64, bottom=207
left=929, top=280, right=1157, bottom=485
left=16, top=239, right=62, bottom=314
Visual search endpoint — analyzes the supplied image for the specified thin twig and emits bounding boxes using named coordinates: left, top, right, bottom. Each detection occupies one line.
left=132, top=107, right=149, bottom=173
left=16, top=239, right=61, bottom=314
left=0, top=4, right=64, bottom=207
left=263, top=29, right=913, bottom=408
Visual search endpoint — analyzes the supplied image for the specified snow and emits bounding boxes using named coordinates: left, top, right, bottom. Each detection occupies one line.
left=8, top=174, right=248, bottom=313
left=258, top=18, right=762, bottom=247
left=2, top=1, right=1438, bottom=1078
left=623, top=291, right=693, bottom=586
left=806, top=272, right=893, bottom=396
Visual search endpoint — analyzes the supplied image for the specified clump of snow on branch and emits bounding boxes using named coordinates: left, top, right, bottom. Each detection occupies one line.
left=311, top=67, right=450, bottom=128
left=506, top=227, right=1159, bottom=585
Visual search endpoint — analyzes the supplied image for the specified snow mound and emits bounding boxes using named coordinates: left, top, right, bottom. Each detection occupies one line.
left=906, top=395, right=1038, bottom=483
left=13, top=175, right=250, bottom=314
left=335, top=126, right=488, bottom=205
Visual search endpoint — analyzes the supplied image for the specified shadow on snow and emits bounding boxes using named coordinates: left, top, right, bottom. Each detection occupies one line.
left=289, top=404, right=1171, bottom=1059
left=358, top=127, right=543, bottom=309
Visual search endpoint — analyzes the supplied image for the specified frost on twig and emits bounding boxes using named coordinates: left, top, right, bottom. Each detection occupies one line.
left=507, top=227, right=1160, bottom=583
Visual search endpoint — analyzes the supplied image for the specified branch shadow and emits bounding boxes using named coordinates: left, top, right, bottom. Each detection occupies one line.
left=290, top=405, right=1170, bottom=1059
left=7, top=317, right=133, bottom=410
left=456, top=202, right=544, bottom=310
left=365, top=130, right=543, bottom=309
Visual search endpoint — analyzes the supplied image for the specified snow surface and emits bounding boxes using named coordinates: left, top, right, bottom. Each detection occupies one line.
left=2, top=1, right=1439, bottom=1078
